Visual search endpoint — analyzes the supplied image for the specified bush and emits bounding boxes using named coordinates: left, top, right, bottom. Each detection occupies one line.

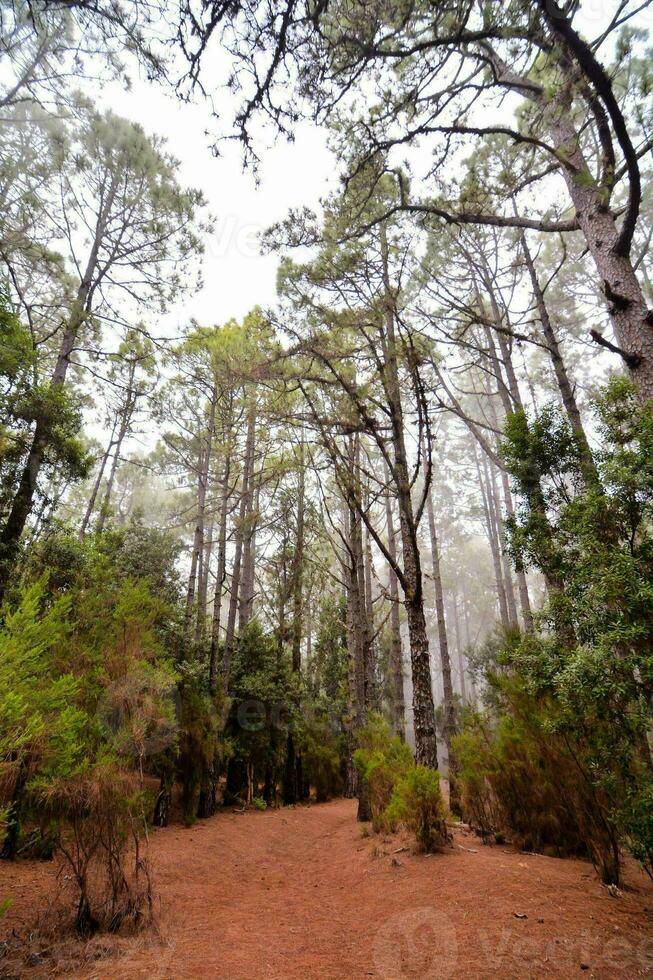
left=353, top=715, right=413, bottom=832
left=41, top=762, right=153, bottom=936
left=485, top=380, right=653, bottom=885
left=622, top=780, right=653, bottom=881
left=299, top=714, right=344, bottom=803
left=453, top=690, right=622, bottom=884
left=385, top=766, right=449, bottom=852
left=353, top=715, right=450, bottom=851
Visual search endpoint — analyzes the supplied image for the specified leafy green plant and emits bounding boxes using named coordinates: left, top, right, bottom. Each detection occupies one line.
left=385, top=766, right=449, bottom=852
left=353, top=715, right=414, bottom=832
left=456, top=379, right=653, bottom=884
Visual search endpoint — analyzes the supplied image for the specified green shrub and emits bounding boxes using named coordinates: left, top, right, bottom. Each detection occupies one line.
left=252, top=796, right=267, bottom=811
left=353, top=715, right=413, bottom=832
left=453, top=690, right=622, bottom=883
left=385, top=765, right=449, bottom=852
left=622, top=780, right=653, bottom=881
left=301, top=729, right=343, bottom=802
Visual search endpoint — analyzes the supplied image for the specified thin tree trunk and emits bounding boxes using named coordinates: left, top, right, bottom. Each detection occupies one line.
left=520, top=230, right=600, bottom=486
left=79, top=419, right=117, bottom=538
left=475, top=445, right=510, bottom=628
left=95, top=386, right=136, bottom=535
left=239, top=479, right=259, bottom=631
left=383, top=471, right=405, bottom=738
left=422, top=439, right=456, bottom=761
left=291, top=442, right=305, bottom=672
left=223, top=402, right=256, bottom=691
left=195, top=516, right=213, bottom=644
left=209, top=449, right=231, bottom=694
left=487, top=460, right=518, bottom=626
left=499, top=464, right=534, bottom=631
left=342, top=482, right=372, bottom=820
left=380, top=224, right=438, bottom=769
left=185, top=420, right=213, bottom=641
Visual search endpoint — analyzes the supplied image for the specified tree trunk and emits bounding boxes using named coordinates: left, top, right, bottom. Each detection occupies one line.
left=284, top=442, right=305, bottom=805
left=422, top=443, right=456, bottom=758
left=185, top=420, right=213, bottom=641
left=239, top=478, right=259, bottom=631
left=380, top=224, right=438, bottom=769
left=499, top=464, right=534, bottom=631
left=487, top=459, right=518, bottom=626
left=209, top=449, right=231, bottom=694
left=475, top=445, right=510, bottom=628
left=0, top=175, right=119, bottom=601
left=383, top=473, right=405, bottom=738
left=520, top=230, right=601, bottom=486
left=547, top=92, right=653, bottom=400
left=341, top=476, right=373, bottom=821
left=223, top=402, right=256, bottom=691
left=79, top=419, right=117, bottom=538
left=95, top=384, right=136, bottom=535
left=195, top=516, right=213, bottom=644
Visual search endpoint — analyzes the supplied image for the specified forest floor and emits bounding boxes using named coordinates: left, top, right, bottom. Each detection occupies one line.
left=1, top=798, right=652, bottom=979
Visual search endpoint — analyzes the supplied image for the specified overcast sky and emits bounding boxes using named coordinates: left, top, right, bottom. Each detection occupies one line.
left=102, top=72, right=336, bottom=337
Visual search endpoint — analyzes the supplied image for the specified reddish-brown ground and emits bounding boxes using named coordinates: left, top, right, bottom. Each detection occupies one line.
left=1, top=798, right=652, bottom=978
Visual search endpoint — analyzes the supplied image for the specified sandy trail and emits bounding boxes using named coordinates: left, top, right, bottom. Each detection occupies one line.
left=1, top=799, right=652, bottom=978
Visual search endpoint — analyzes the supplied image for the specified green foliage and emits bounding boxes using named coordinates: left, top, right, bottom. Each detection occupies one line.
left=0, top=527, right=180, bottom=876
left=0, top=580, right=88, bottom=834
left=622, top=782, right=653, bottom=880
left=0, top=294, right=91, bottom=530
left=354, top=715, right=416, bottom=833
left=252, top=796, right=267, bottom=811
left=299, top=722, right=343, bottom=803
left=453, top=692, right=622, bottom=883
left=225, top=621, right=301, bottom=803
left=466, top=380, right=653, bottom=883
left=354, top=716, right=449, bottom=850
left=384, top=766, right=449, bottom=853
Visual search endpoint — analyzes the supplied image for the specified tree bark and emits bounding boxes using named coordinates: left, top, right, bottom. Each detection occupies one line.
left=475, top=444, right=510, bottom=628
left=209, top=448, right=231, bottom=694
left=383, top=472, right=405, bottom=738
left=379, top=225, right=438, bottom=769
left=422, top=439, right=456, bottom=768
left=223, top=402, right=256, bottom=691
left=95, top=376, right=137, bottom=535
left=79, top=418, right=117, bottom=538
left=520, top=230, right=600, bottom=487
left=0, top=172, right=119, bottom=601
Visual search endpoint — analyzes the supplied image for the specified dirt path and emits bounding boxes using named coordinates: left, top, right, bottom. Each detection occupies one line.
left=2, top=799, right=652, bottom=978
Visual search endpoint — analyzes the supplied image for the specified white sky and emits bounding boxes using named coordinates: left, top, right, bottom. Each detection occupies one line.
left=85, top=0, right=647, bottom=343
left=101, top=73, right=337, bottom=335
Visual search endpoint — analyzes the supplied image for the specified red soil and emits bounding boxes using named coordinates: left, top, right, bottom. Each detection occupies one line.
left=1, top=798, right=652, bottom=978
